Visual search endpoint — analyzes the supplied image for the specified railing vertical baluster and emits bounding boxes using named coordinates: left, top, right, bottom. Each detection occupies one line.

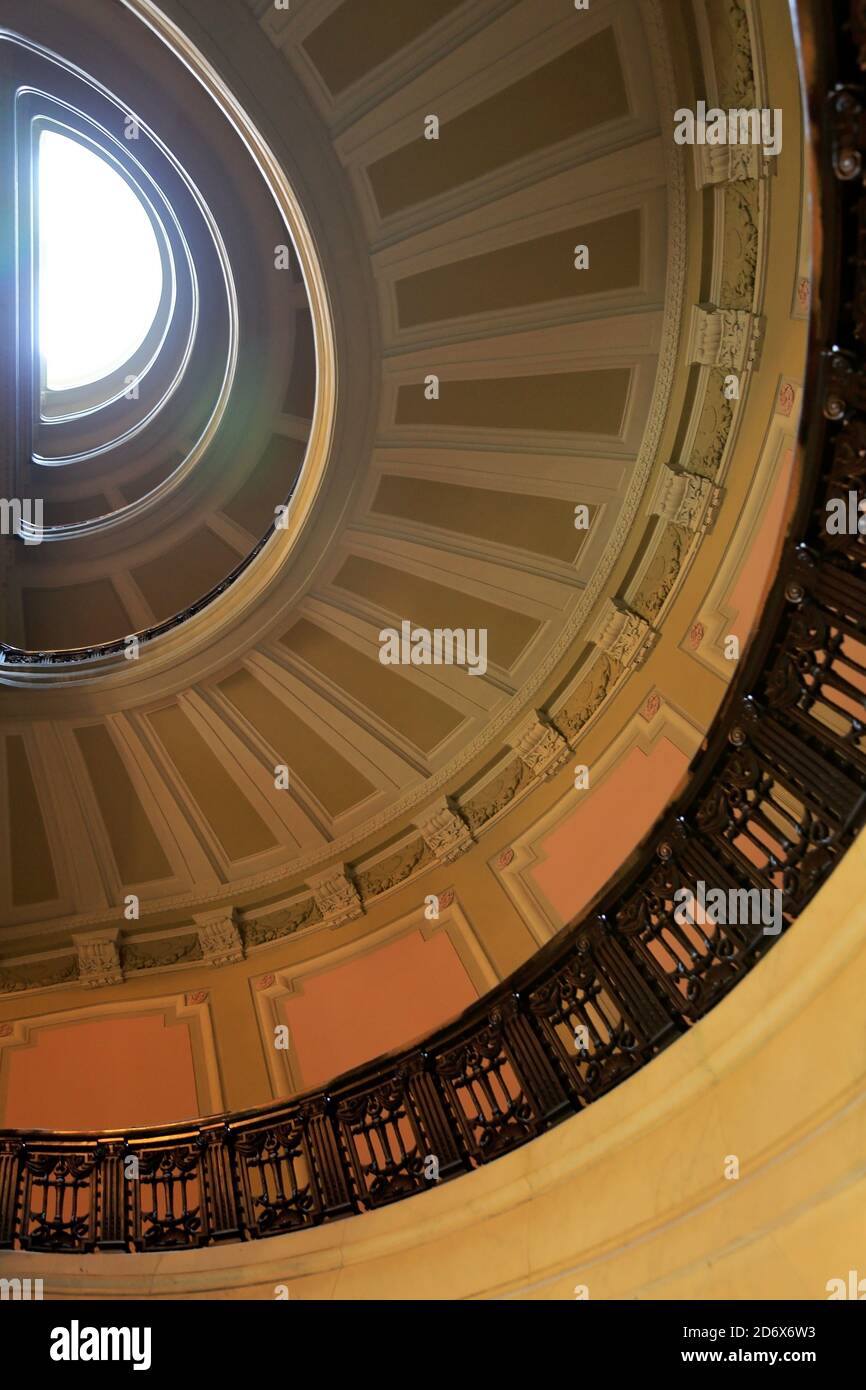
left=501, top=1002, right=572, bottom=1125
left=0, top=1139, right=21, bottom=1248
left=97, top=1141, right=128, bottom=1251
left=199, top=1125, right=241, bottom=1242
left=407, top=1061, right=467, bottom=1182
left=304, top=1099, right=354, bottom=1218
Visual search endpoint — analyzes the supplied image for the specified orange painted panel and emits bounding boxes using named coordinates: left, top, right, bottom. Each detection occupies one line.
left=2, top=1013, right=198, bottom=1130
left=281, top=930, right=477, bottom=1089
left=531, top=739, right=689, bottom=923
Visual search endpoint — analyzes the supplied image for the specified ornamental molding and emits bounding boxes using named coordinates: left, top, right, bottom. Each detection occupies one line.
left=194, top=909, right=244, bottom=967
left=416, top=798, right=474, bottom=864
left=649, top=465, right=722, bottom=532
left=687, top=304, right=763, bottom=373
left=693, top=141, right=775, bottom=188
left=506, top=712, right=571, bottom=781
left=71, top=929, right=123, bottom=990
left=588, top=600, right=657, bottom=669
left=306, top=867, right=363, bottom=927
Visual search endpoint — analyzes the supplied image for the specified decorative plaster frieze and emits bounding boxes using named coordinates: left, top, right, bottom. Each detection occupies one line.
left=688, top=305, right=762, bottom=372
left=506, top=712, right=571, bottom=781
left=649, top=465, right=722, bottom=532
left=72, top=930, right=123, bottom=989
left=194, top=910, right=244, bottom=967
left=416, top=798, right=474, bottom=864
left=307, top=867, right=364, bottom=927
left=588, top=600, right=657, bottom=669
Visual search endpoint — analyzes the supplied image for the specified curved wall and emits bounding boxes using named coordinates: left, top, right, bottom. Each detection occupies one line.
left=0, top=0, right=812, bottom=1125
left=7, top=820, right=865, bottom=1300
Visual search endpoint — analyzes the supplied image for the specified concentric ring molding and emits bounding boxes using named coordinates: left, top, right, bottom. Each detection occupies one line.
left=0, top=0, right=340, bottom=681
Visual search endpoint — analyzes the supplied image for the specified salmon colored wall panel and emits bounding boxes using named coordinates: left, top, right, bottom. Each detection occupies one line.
left=531, top=739, right=689, bottom=922
left=281, top=930, right=478, bottom=1090
left=2, top=1013, right=198, bottom=1130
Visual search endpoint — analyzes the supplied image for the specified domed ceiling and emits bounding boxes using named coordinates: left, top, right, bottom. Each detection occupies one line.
left=0, top=0, right=808, bottom=1031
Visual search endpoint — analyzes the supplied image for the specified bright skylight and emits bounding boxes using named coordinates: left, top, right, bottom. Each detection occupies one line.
left=38, top=131, right=164, bottom=393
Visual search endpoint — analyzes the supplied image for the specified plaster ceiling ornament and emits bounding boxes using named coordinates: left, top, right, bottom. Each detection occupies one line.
left=256, top=974, right=275, bottom=992
left=497, top=849, right=515, bottom=870
left=0, top=1024, right=14, bottom=1037
left=641, top=693, right=663, bottom=722
left=689, top=622, right=706, bottom=651
left=506, top=711, right=571, bottom=782
left=798, top=278, right=811, bottom=311
left=588, top=600, right=657, bottom=670
left=437, top=889, right=455, bottom=911
left=649, top=465, right=717, bottom=532
left=185, top=991, right=208, bottom=1006
left=688, top=304, right=763, bottom=373
left=194, top=911, right=244, bottom=967
left=307, top=867, right=364, bottom=927
left=416, top=799, right=475, bottom=865
left=72, top=932, right=123, bottom=990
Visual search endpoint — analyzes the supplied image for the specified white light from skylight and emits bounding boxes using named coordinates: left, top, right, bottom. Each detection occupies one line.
left=38, top=131, right=163, bottom=393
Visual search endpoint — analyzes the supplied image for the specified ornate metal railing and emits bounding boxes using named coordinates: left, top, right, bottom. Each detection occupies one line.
left=0, top=0, right=861, bottom=1253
